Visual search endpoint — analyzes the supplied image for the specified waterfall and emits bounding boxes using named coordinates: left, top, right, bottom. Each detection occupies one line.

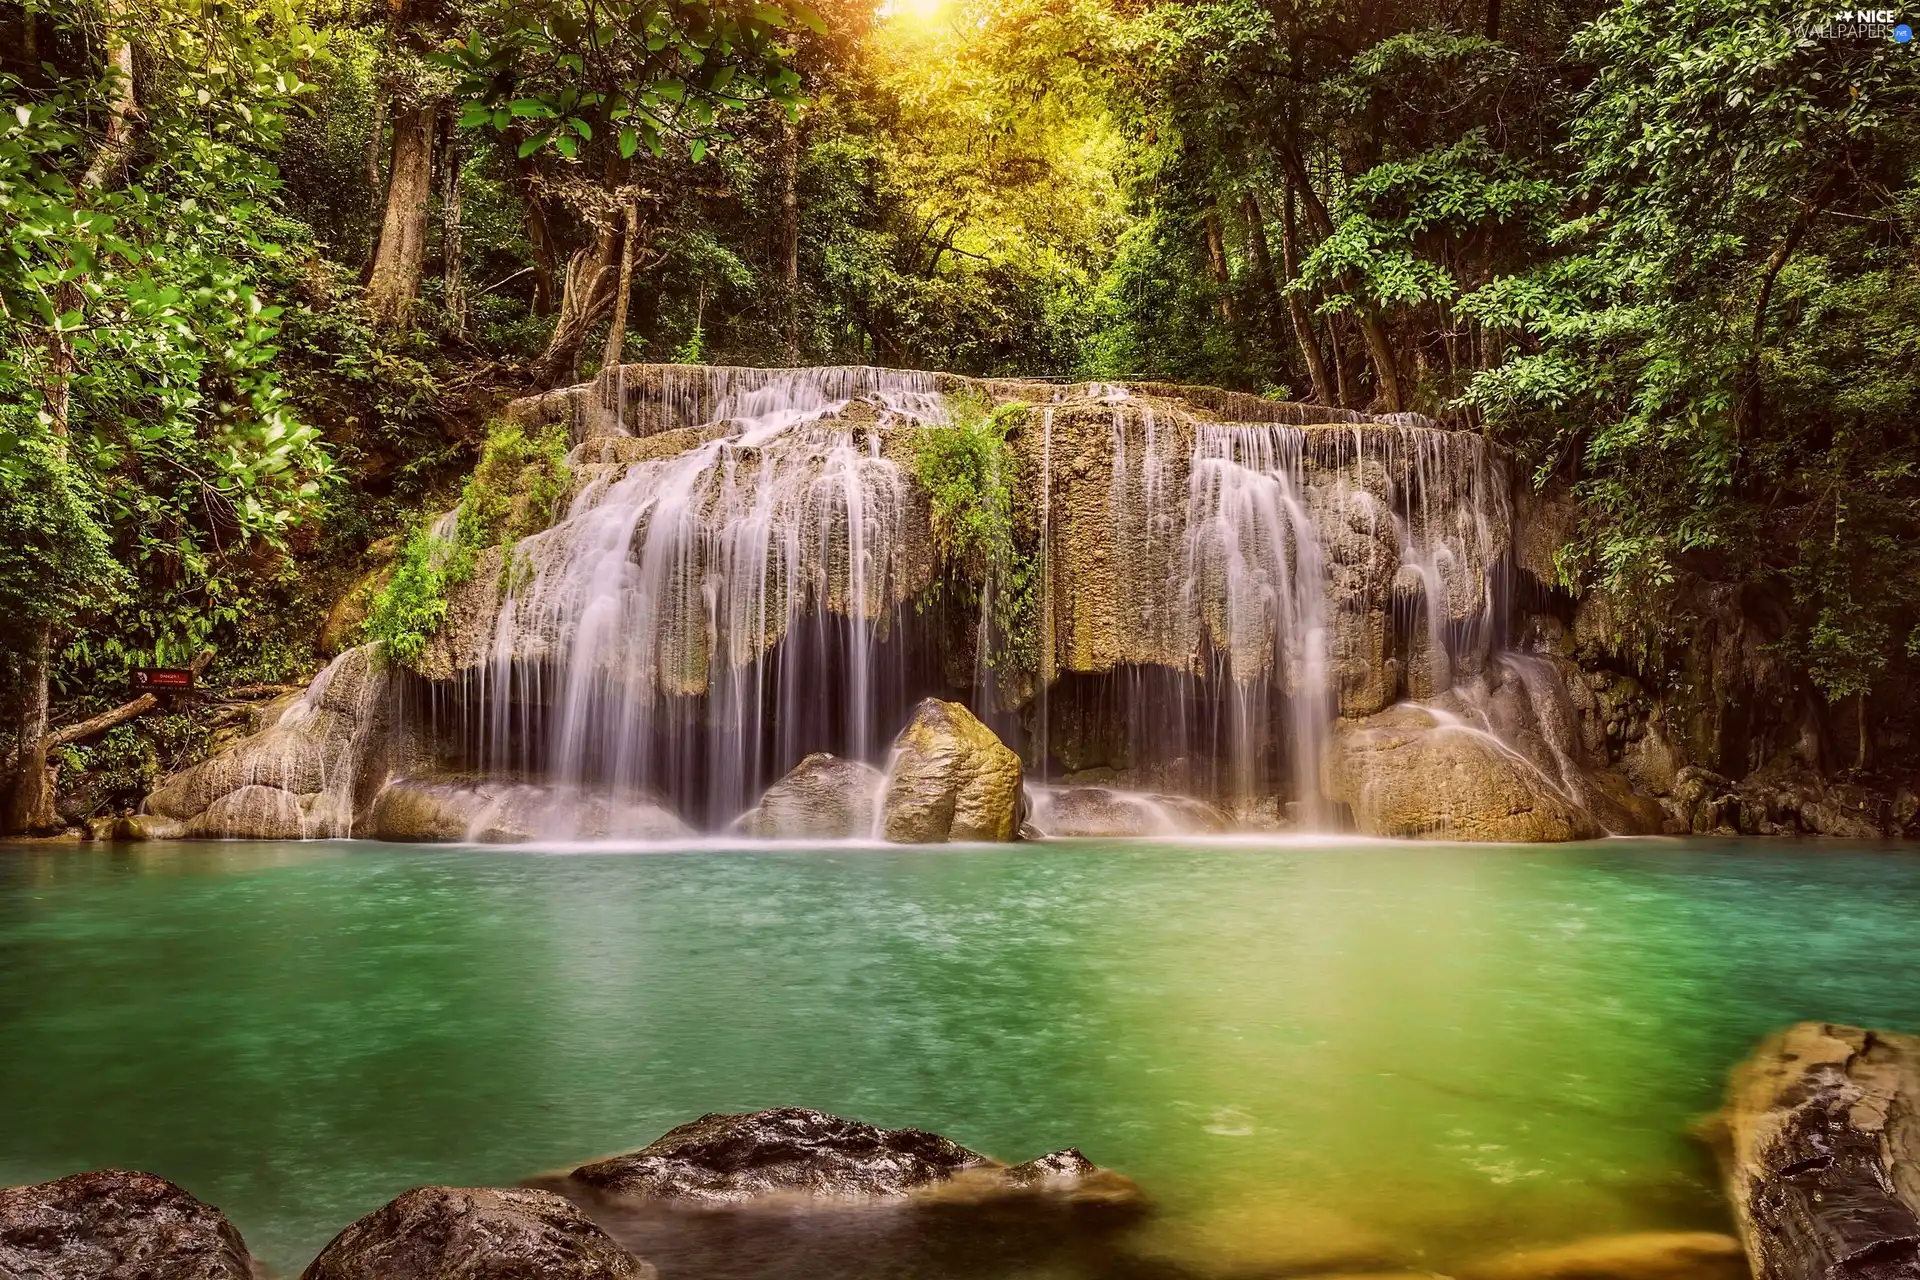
left=467, top=366, right=945, bottom=830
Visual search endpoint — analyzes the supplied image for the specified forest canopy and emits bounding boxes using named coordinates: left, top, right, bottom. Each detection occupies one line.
left=2, top=0, right=1917, bottom=823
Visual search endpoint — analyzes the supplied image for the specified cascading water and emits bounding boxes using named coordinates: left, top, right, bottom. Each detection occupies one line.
left=463, top=367, right=949, bottom=831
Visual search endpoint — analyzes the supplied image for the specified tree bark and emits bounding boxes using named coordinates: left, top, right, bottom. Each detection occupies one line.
left=1485, top=0, right=1501, bottom=39
left=534, top=219, right=622, bottom=387
left=1203, top=202, right=1238, bottom=328
left=364, top=100, right=438, bottom=331
left=777, top=117, right=801, bottom=364
left=79, top=0, right=138, bottom=191
left=4, top=627, right=56, bottom=834
left=1279, top=140, right=1404, bottom=411
left=514, top=159, right=559, bottom=316
left=440, top=116, right=466, bottom=336
left=1272, top=184, right=1334, bottom=405
left=600, top=196, right=641, bottom=373
left=364, top=91, right=388, bottom=267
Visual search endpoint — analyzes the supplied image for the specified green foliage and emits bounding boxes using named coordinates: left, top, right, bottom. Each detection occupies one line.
left=912, top=392, right=1038, bottom=673
left=363, top=421, right=572, bottom=666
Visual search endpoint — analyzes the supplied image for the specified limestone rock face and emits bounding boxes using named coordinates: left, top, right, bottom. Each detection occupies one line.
left=1717, top=1023, right=1920, bottom=1280
left=567, top=1108, right=992, bottom=1205
left=880, top=699, right=1023, bottom=842
left=1026, top=786, right=1231, bottom=837
left=144, top=646, right=406, bottom=839
left=301, top=1186, right=643, bottom=1280
left=731, top=753, right=884, bottom=839
left=367, top=775, right=693, bottom=843
left=0, top=1169, right=254, bottom=1280
left=1323, top=701, right=1600, bottom=842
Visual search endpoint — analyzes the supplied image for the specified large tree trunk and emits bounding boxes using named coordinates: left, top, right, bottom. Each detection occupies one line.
left=365, top=101, right=438, bottom=331
left=1266, top=186, right=1334, bottom=405
left=79, top=1, right=138, bottom=191
left=1202, top=202, right=1238, bottom=328
left=1279, top=141, right=1404, bottom=412
left=600, top=197, right=641, bottom=373
left=4, top=627, right=56, bottom=835
left=777, top=117, right=801, bottom=364
left=440, top=117, right=466, bottom=336
left=534, top=220, right=622, bottom=387
left=363, top=92, right=388, bottom=267
left=513, top=158, right=559, bottom=316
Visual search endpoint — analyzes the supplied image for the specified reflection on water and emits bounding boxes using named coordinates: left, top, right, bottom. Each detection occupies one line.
left=2, top=838, right=1918, bottom=1277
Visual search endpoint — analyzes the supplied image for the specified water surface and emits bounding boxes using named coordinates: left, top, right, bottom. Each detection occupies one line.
left=4, top=837, right=1918, bottom=1276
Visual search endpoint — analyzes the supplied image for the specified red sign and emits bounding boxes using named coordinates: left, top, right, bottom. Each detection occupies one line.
left=132, top=668, right=196, bottom=692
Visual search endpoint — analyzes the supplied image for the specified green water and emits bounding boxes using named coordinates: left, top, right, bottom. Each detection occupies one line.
left=3, top=837, right=1919, bottom=1277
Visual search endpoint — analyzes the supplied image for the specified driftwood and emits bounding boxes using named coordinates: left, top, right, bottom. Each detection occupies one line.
left=1716, top=1022, right=1920, bottom=1280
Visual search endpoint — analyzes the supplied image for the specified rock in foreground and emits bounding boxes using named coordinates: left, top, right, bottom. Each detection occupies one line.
left=731, top=753, right=884, bottom=839
left=566, top=1108, right=991, bottom=1204
left=301, top=1185, right=645, bottom=1280
left=560, top=1107, right=1135, bottom=1209
left=880, top=699, right=1023, bottom=842
left=0, top=1169, right=254, bottom=1280
left=1716, top=1022, right=1920, bottom=1280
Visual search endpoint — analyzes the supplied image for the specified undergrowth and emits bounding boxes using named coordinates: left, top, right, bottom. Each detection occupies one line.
left=363, top=421, right=572, bottom=667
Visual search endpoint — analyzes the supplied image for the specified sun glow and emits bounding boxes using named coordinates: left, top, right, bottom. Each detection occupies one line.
left=877, top=0, right=951, bottom=24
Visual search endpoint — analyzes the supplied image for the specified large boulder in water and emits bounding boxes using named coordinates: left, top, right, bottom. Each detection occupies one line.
left=879, top=700, right=1023, bottom=842
left=731, top=753, right=884, bottom=839
left=1713, top=1022, right=1920, bottom=1280
left=301, top=1185, right=644, bottom=1280
left=0, top=1169, right=255, bottom=1280
left=1322, top=701, right=1600, bottom=841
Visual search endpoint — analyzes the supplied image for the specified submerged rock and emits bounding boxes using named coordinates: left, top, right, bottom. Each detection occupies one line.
left=1465, top=1233, right=1745, bottom=1280
left=557, top=1108, right=1137, bottom=1211
left=880, top=699, right=1024, bottom=842
left=566, top=1108, right=992, bottom=1204
left=1026, top=785, right=1231, bottom=837
left=302, top=1185, right=644, bottom=1280
left=0, top=1169, right=255, bottom=1280
left=1323, top=701, right=1600, bottom=841
left=368, top=775, right=693, bottom=843
left=731, top=753, right=884, bottom=839
left=1714, top=1022, right=1920, bottom=1280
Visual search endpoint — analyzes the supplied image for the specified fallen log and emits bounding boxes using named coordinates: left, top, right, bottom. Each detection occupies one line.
left=1717, top=1022, right=1920, bottom=1280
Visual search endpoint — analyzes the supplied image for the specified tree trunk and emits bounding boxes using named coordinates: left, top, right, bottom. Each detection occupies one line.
left=1203, top=202, right=1238, bottom=327
left=3, top=627, right=56, bottom=835
left=1485, top=0, right=1501, bottom=39
left=514, top=160, right=559, bottom=316
left=365, top=101, right=438, bottom=332
left=1272, top=184, right=1334, bottom=405
left=534, top=220, right=622, bottom=387
left=600, top=197, right=641, bottom=373
left=777, top=117, right=801, bottom=364
left=1279, top=140, right=1404, bottom=411
left=1328, top=312, right=1351, bottom=409
left=79, top=2, right=138, bottom=191
left=364, top=91, right=388, bottom=267
left=440, top=117, right=466, bottom=336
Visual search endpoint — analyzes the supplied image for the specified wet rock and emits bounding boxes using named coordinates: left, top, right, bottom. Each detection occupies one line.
left=368, top=775, right=693, bottom=843
left=301, top=1185, right=644, bottom=1280
left=1715, top=1023, right=1920, bottom=1280
left=565, top=1107, right=994, bottom=1204
left=880, top=700, right=1023, bottom=842
left=144, top=646, right=398, bottom=840
left=731, top=753, right=884, bottom=839
left=1322, top=701, right=1600, bottom=842
left=1466, top=1232, right=1745, bottom=1280
left=1027, top=785, right=1230, bottom=837
left=0, top=1169, right=254, bottom=1280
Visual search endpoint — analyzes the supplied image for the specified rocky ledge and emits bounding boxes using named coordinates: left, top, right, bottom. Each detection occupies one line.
left=1713, top=1022, right=1920, bottom=1280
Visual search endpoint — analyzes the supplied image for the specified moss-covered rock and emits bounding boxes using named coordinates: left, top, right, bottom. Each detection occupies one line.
left=880, top=699, right=1023, bottom=842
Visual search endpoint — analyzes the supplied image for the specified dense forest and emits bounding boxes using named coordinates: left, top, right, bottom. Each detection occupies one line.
left=2, top=0, right=1916, bottom=832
